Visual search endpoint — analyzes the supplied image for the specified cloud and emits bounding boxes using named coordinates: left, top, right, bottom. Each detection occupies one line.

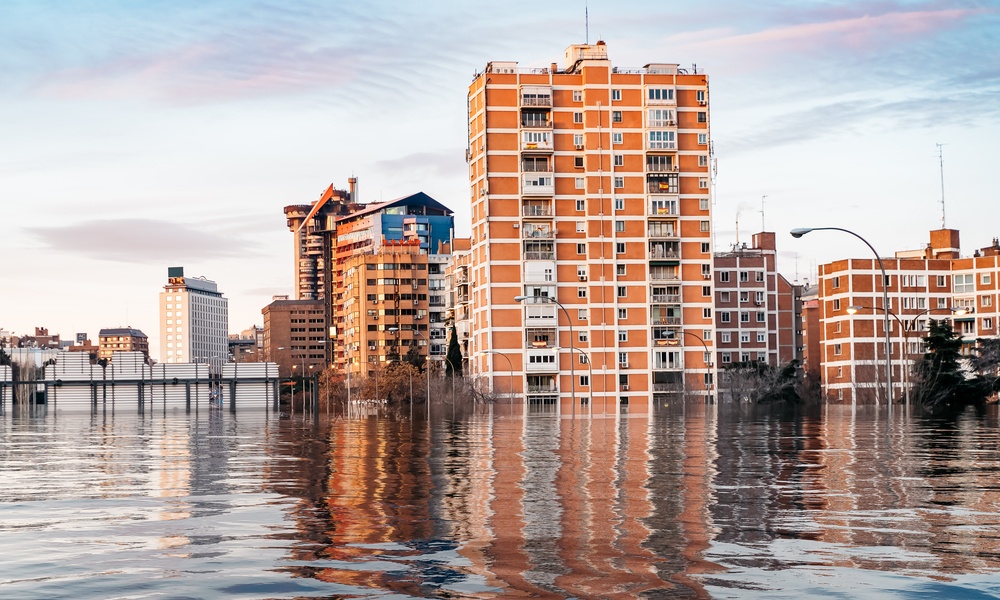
left=25, top=218, right=261, bottom=263
left=373, top=150, right=466, bottom=180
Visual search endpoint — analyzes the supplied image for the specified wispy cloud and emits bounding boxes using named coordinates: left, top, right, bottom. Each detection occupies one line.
left=25, top=218, right=260, bottom=263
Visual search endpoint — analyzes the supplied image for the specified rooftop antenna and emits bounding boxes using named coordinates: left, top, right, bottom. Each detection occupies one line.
left=760, top=195, right=767, bottom=231
left=585, top=1, right=589, bottom=44
left=936, top=143, right=947, bottom=228
left=735, top=210, right=741, bottom=245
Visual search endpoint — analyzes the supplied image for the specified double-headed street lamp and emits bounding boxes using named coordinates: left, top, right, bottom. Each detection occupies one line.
left=792, top=227, right=892, bottom=405
left=514, top=295, right=576, bottom=415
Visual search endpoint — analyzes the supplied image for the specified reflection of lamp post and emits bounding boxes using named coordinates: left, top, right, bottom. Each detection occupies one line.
left=515, top=295, right=576, bottom=415
left=568, top=347, right=593, bottom=410
left=657, top=330, right=713, bottom=402
left=847, top=305, right=966, bottom=408
left=482, top=350, right=514, bottom=407
left=791, top=227, right=891, bottom=405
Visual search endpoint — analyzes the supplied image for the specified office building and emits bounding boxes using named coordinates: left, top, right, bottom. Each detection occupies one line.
left=262, top=296, right=326, bottom=378
left=159, top=267, right=228, bottom=365
left=98, top=327, right=150, bottom=362
left=466, top=41, right=713, bottom=412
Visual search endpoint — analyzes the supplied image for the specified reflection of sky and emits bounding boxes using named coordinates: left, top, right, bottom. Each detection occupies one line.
left=3, top=1, right=999, bottom=350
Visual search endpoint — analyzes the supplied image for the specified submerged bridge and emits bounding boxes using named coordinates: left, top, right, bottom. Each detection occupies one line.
left=0, top=352, right=283, bottom=414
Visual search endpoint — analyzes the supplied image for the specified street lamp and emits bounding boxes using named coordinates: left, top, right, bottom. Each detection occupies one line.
left=481, top=349, right=514, bottom=407
left=847, top=305, right=967, bottom=407
left=791, top=227, right=892, bottom=405
left=568, top=347, right=593, bottom=411
left=390, top=326, right=431, bottom=419
left=514, top=295, right=576, bottom=415
left=656, top=330, right=713, bottom=402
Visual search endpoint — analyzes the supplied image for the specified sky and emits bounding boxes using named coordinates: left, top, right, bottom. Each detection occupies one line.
left=2, top=0, right=998, bottom=359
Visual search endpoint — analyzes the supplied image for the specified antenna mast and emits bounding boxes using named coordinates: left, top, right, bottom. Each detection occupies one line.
left=936, top=143, right=947, bottom=228
left=735, top=210, right=740, bottom=245
left=585, top=1, right=589, bottom=44
left=760, top=195, right=767, bottom=231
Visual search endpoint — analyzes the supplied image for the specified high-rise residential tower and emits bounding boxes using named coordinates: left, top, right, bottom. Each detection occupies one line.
left=467, top=42, right=714, bottom=413
left=159, top=267, right=229, bottom=365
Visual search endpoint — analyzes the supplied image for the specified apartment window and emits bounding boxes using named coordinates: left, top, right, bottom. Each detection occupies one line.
left=834, top=344, right=842, bottom=355
left=617, top=264, right=626, bottom=276
left=696, top=90, right=706, bottom=103
left=721, top=291, right=730, bottom=302
left=618, top=330, right=628, bottom=342
left=740, top=333, right=750, bottom=343
left=614, top=154, right=624, bottom=167
left=955, top=274, right=974, bottom=293
left=984, top=318, right=994, bottom=329
left=699, top=178, right=709, bottom=189
left=575, top=177, right=585, bottom=189
left=833, top=298, right=841, bottom=310
left=578, top=287, right=587, bottom=298
left=614, top=176, right=624, bottom=189
left=739, top=271, right=749, bottom=282
left=616, top=242, right=626, bottom=254
left=577, top=243, right=586, bottom=254
left=579, top=331, right=588, bottom=342
left=700, top=220, right=710, bottom=232
left=835, top=321, right=841, bottom=333
left=617, top=308, right=627, bottom=319
left=721, top=312, right=731, bottom=323
left=697, top=111, right=707, bottom=123
left=721, top=272, right=730, bottom=282
left=612, top=111, right=622, bottom=123
left=576, top=199, right=585, bottom=211
left=580, top=374, right=590, bottom=387
left=722, top=353, right=732, bottom=363
left=578, top=308, right=587, bottom=321
left=574, top=156, right=584, bottom=168
left=938, top=296, right=948, bottom=308
left=756, top=271, right=764, bottom=282
left=703, top=307, right=712, bottom=319
left=702, top=264, right=711, bottom=277
left=756, top=291, right=764, bottom=303
left=615, top=220, right=625, bottom=232
left=740, top=312, right=750, bottom=323
left=740, top=291, right=749, bottom=303
left=699, top=155, right=709, bottom=167
left=573, top=111, right=583, bottom=123
left=983, top=295, right=993, bottom=307
left=617, top=286, right=627, bottom=298
left=614, top=197, right=624, bottom=211
left=702, top=285, right=711, bottom=296
left=757, top=312, right=765, bottom=322
left=612, top=132, right=623, bottom=144
left=573, top=90, right=583, bottom=102
left=703, top=329, right=713, bottom=341
left=576, top=221, right=586, bottom=233
left=611, top=89, right=621, bottom=101
left=983, top=273, right=992, bottom=285
left=837, top=366, right=843, bottom=377
left=701, top=242, right=710, bottom=253
left=573, top=133, right=584, bottom=147
left=721, top=332, right=731, bottom=343
left=618, top=352, right=628, bottom=366
left=937, top=275, right=947, bottom=287
left=700, top=198, right=709, bottom=210
left=648, top=88, right=674, bottom=102
left=697, top=133, right=708, bottom=145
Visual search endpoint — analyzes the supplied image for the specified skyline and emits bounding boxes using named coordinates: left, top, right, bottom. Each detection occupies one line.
left=3, top=0, right=999, bottom=359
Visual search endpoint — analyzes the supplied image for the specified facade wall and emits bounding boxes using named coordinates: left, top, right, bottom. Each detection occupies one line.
left=159, top=270, right=228, bottom=365
left=262, top=298, right=326, bottom=378
left=467, top=43, right=713, bottom=414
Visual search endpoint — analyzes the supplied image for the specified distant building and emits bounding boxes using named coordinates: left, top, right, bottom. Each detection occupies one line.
left=159, top=267, right=229, bottom=365
left=98, top=327, right=149, bottom=362
left=13, top=327, right=61, bottom=349
left=229, top=325, right=263, bottom=363
left=262, top=297, right=326, bottom=378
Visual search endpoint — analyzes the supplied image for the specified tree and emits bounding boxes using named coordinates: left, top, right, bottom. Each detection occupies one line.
left=720, top=360, right=801, bottom=404
left=911, top=319, right=989, bottom=411
left=445, top=326, right=463, bottom=377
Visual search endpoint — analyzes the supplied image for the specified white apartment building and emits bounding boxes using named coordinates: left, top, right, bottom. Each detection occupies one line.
left=159, top=267, right=229, bottom=365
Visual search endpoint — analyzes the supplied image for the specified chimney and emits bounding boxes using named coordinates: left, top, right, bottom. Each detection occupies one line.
left=348, top=177, right=357, bottom=203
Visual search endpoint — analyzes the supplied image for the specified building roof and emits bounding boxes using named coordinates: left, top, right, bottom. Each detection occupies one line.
left=337, top=191, right=453, bottom=222
left=99, top=328, right=148, bottom=338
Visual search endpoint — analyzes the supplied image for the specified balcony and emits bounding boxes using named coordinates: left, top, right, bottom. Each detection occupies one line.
left=647, top=118, right=676, bottom=128
left=522, top=224, right=555, bottom=239
left=647, top=131, right=676, bottom=150
left=646, top=160, right=676, bottom=173
left=648, top=223, right=678, bottom=239
left=524, top=250, right=556, bottom=260
left=525, top=328, right=557, bottom=349
left=647, top=176, right=679, bottom=194
left=651, top=316, right=682, bottom=326
left=521, top=94, right=552, bottom=107
left=527, top=384, right=559, bottom=394
left=650, top=268, right=680, bottom=282
left=525, top=348, right=559, bottom=373
left=648, top=201, right=679, bottom=217
left=524, top=304, right=557, bottom=324
left=649, top=243, right=680, bottom=260
left=651, top=293, right=681, bottom=304
left=522, top=175, right=554, bottom=196
left=522, top=133, right=552, bottom=151
left=522, top=204, right=553, bottom=217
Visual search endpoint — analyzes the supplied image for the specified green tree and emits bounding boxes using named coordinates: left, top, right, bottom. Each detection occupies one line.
left=911, top=319, right=988, bottom=411
left=445, top=326, right=463, bottom=377
left=721, top=360, right=801, bottom=404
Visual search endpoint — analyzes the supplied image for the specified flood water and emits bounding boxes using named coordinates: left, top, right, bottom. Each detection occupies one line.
left=1, top=402, right=1000, bottom=599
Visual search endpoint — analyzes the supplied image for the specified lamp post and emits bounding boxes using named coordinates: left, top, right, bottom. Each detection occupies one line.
left=568, top=347, right=593, bottom=412
left=481, top=349, right=514, bottom=408
left=847, top=305, right=967, bottom=408
left=657, top=330, right=713, bottom=402
left=390, top=326, right=431, bottom=419
left=792, top=227, right=892, bottom=405
left=387, top=327, right=415, bottom=419
left=514, top=295, right=576, bottom=415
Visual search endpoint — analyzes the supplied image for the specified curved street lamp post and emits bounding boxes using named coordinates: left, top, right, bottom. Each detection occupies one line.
left=657, top=331, right=713, bottom=402
left=792, top=227, right=892, bottom=405
left=514, top=295, right=576, bottom=416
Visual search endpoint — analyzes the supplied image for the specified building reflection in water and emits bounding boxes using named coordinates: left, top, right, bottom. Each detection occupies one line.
left=261, top=403, right=1000, bottom=596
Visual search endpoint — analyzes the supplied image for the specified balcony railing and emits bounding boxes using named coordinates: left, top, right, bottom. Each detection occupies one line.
left=522, top=228, right=555, bottom=239
left=651, top=294, right=681, bottom=303
left=649, top=202, right=679, bottom=216
left=649, top=248, right=680, bottom=259
left=522, top=175, right=554, bottom=195
left=522, top=205, right=553, bottom=216
left=652, top=316, right=682, bottom=325
left=521, top=118, right=552, bottom=128
left=648, top=182, right=679, bottom=194
left=650, top=270, right=680, bottom=282
left=646, top=162, right=676, bottom=173
left=648, top=226, right=678, bottom=238
left=521, top=96, right=552, bottom=107
left=527, top=384, right=558, bottom=393
left=524, top=251, right=555, bottom=260
left=521, top=163, right=553, bottom=172
left=647, top=119, right=676, bottom=128
left=522, top=139, right=553, bottom=151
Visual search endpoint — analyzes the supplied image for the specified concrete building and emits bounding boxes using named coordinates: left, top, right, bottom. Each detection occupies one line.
left=284, top=180, right=359, bottom=301
left=816, top=229, right=1000, bottom=404
left=262, top=296, right=326, bottom=378
left=159, top=267, right=229, bottom=365
left=444, top=238, right=473, bottom=369
left=466, top=41, right=713, bottom=413
left=98, top=327, right=149, bottom=362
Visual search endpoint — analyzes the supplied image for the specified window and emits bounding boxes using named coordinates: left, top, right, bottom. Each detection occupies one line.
left=756, top=271, right=764, bottom=282
left=579, top=331, right=588, bottom=342
left=739, top=271, right=749, bottom=282
left=741, top=353, right=750, bottom=363
left=984, top=318, right=994, bottom=329
left=834, top=321, right=841, bottom=333
left=700, top=198, right=709, bottom=210
left=697, top=111, right=707, bottom=123
left=611, top=89, right=621, bottom=101
left=615, top=220, right=625, bottom=232
left=702, top=264, right=711, bottom=277
left=720, top=272, right=730, bottom=282
left=576, top=221, right=585, bottom=233
left=702, top=285, right=711, bottom=296
left=703, top=329, right=712, bottom=341
left=573, top=90, right=582, bottom=102
left=833, top=299, right=841, bottom=310
left=578, top=287, right=587, bottom=298
left=938, top=296, right=948, bottom=308
left=612, top=110, right=622, bottom=123
left=955, top=274, right=974, bottom=293
left=617, top=286, right=627, bottom=298
left=697, top=133, right=707, bottom=145
left=983, top=295, right=993, bottom=307
left=696, top=90, right=706, bottom=103
left=614, top=197, right=624, bottom=210
left=574, top=156, right=584, bottom=168
left=575, top=177, right=585, bottom=189
left=700, top=220, right=710, bottom=232
left=576, top=199, right=585, bottom=211
left=757, top=333, right=766, bottom=343
left=618, top=308, right=627, bottom=319
left=648, top=88, right=674, bottom=102
left=937, top=275, right=947, bottom=287
left=834, top=344, right=842, bottom=355
left=612, top=132, right=623, bottom=144
left=614, top=176, right=624, bottom=189
left=721, top=332, right=731, bottom=343
left=757, top=312, right=765, bottom=322
left=617, top=264, right=626, bottom=276
left=756, top=291, right=764, bottom=303
left=740, top=312, right=750, bottom=323
left=699, top=155, right=709, bottom=167
left=573, top=111, right=583, bottom=123
left=720, top=291, right=730, bottom=302
left=721, top=312, right=731, bottom=323
left=699, top=178, right=708, bottom=189
left=580, top=374, right=590, bottom=386
left=618, top=330, right=628, bottom=342
left=983, top=273, right=992, bottom=285
left=577, top=243, right=586, bottom=254
left=573, top=133, right=584, bottom=147
left=740, top=333, right=750, bottom=343
left=618, top=352, right=628, bottom=366
left=616, top=242, right=625, bottom=254
left=703, top=307, right=712, bottom=319
left=740, top=292, right=749, bottom=303
left=614, top=154, right=624, bottom=167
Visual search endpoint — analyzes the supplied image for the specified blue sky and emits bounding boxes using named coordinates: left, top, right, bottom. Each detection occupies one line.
left=2, top=0, right=998, bottom=357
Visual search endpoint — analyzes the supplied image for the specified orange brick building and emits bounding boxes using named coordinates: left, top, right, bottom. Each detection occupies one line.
left=466, top=41, right=713, bottom=413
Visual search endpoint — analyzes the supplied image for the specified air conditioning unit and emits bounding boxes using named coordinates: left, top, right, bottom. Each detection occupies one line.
left=703, top=273, right=712, bottom=280
left=667, top=120, right=675, bottom=126
left=619, top=362, right=629, bottom=369
left=621, top=384, right=629, bottom=391
left=575, top=144, right=584, bottom=150
left=699, top=100, right=707, bottom=106
left=673, top=165, right=679, bottom=171
left=373, top=316, right=378, bottom=320
left=579, top=275, right=587, bottom=281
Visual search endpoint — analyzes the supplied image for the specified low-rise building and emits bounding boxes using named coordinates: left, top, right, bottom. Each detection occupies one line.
left=99, top=328, right=150, bottom=362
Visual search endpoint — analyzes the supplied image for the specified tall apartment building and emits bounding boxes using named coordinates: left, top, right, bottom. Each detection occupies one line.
left=817, top=229, right=1000, bottom=404
left=444, top=238, right=473, bottom=363
left=262, top=297, right=326, bottom=377
left=467, top=41, right=713, bottom=412
left=98, top=327, right=149, bottom=362
left=712, top=232, right=800, bottom=400
left=284, top=180, right=358, bottom=301
left=159, top=267, right=229, bottom=364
